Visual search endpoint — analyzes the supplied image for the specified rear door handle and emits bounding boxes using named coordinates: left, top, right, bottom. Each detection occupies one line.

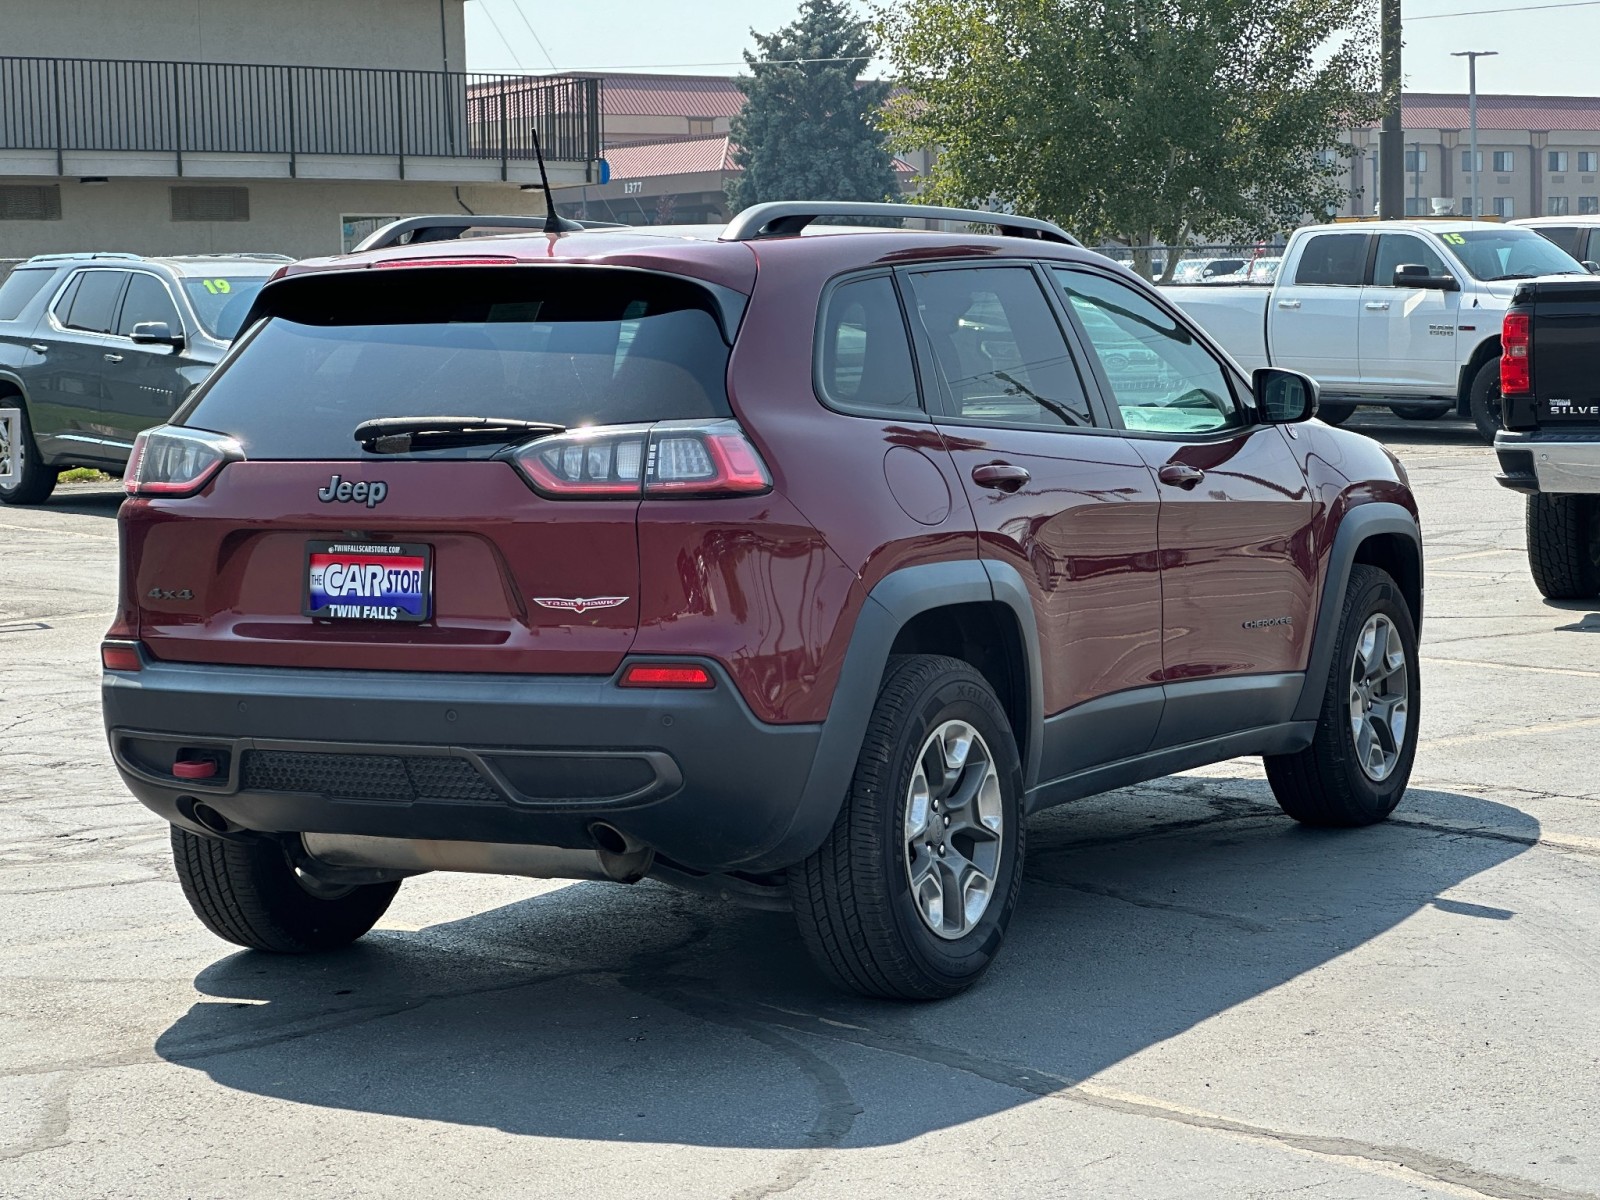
left=971, top=463, right=1031, bottom=492
left=1158, top=463, right=1206, bottom=489
left=1277, top=299, right=1301, bottom=310
left=28, top=343, right=48, bottom=354
left=1365, top=301, right=1391, bottom=311
left=103, top=353, right=124, bottom=363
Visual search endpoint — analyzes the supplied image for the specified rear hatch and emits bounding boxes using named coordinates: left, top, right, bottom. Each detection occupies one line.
left=125, top=264, right=742, bottom=674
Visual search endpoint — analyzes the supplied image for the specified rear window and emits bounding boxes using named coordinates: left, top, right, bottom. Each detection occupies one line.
left=181, top=267, right=735, bottom=459
left=0, top=268, right=54, bottom=321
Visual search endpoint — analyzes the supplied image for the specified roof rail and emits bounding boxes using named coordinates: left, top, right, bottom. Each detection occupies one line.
left=23, top=251, right=142, bottom=264
left=168, top=252, right=296, bottom=262
left=722, top=202, right=1082, bottom=246
left=352, top=214, right=630, bottom=253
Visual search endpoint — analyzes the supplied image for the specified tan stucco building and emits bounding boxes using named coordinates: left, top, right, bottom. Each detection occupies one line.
left=0, top=0, right=601, bottom=258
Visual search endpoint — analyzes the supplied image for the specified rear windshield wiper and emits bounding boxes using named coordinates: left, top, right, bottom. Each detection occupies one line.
left=353, top=416, right=566, bottom=454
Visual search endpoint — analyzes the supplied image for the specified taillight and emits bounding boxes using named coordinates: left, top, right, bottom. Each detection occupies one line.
left=100, top=640, right=144, bottom=672
left=1502, top=311, right=1532, bottom=395
left=619, top=663, right=714, bottom=688
left=125, top=425, right=244, bottom=497
left=512, top=420, right=771, bottom=499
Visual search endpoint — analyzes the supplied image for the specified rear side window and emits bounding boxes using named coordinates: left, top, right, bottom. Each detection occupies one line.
left=1291, top=234, right=1369, bottom=286
left=0, top=268, right=54, bottom=321
left=905, top=265, right=1094, bottom=429
left=1535, top=225, right=1584, bottom=258
left=816, top=274, right=921, bottom=415
left=182, top=267, right=735, bottom=459
left=61, top=270, right=127, bottom=334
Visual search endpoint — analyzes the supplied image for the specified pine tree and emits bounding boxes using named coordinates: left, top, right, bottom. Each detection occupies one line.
left=727, top=0, right=898, bottom=212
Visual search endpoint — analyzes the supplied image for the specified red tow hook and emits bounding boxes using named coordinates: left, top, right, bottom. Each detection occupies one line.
left=172, top=758, right=220, bottom=781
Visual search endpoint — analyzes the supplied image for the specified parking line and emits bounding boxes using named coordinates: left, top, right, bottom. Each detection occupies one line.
left=1422, top=655, right=1600, bottom=680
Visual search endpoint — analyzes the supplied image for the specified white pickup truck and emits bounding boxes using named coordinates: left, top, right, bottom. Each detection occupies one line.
left=1162, top=220, right=1592, bottom=441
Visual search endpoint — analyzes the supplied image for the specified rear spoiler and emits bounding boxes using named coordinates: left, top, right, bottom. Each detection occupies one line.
left=352, top=215, right=629, bottom=253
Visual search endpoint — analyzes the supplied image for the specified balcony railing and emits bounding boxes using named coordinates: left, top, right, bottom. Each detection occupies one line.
left=0, top=56, right=600, bottom=175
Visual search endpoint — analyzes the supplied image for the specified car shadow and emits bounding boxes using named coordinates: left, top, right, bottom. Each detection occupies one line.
left=1341, top=412, right=1486, bottom=447
left=40, top=485, right=123, bottom=517
left=154, top=781, right=1535, bottom=1149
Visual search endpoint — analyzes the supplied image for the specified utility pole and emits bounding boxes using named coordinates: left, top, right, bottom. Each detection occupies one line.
left=1453, top=50, right=1498, bottom=219
left=1411, top=140, right=1421, bottom=215
left=1378, top=0, right=1404, bottom=219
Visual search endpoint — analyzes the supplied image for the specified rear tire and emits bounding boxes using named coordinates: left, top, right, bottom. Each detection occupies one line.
left=789, top=654, right=1025, bottom=1000
left=1526, top=494, right=1600, bottom=599
left=1393, top=405, right=1445, bottom=421
left=1318, top=401, right=1356, bottom=426
left=171, top=827, right=400, bottom=952
left=1265, top=565, right=1418, bottom=827
left=1468, top=359, right=1503, bottom=443
left=0, top=402, right=59, bottom=506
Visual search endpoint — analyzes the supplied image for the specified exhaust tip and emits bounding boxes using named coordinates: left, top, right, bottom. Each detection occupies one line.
left=590, top=822, right=631, bottom=856
left=188, top=800, right=231, bottom=835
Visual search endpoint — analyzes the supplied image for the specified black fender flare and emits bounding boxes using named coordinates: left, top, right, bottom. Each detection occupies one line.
left=762, top=559, right=1043, bottom=870
left=1292, top=502, right=1423, bottom=723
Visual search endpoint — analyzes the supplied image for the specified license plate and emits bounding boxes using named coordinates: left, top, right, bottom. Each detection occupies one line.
left=305, top=541, right=432, bottom=623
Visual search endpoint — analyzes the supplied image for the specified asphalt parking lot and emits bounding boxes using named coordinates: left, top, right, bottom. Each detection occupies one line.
left=2, top=411, right=1597, bottom=1200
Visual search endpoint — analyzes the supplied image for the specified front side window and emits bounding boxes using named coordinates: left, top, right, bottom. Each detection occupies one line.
left=1373, top=235, right=1450, bottom=285
left=1493, top=151, right=1515, bottom=173
left=905, top=266, right=1094, bottom=429
left=1054, top=269, right=1243, bottom=436
left=60, top=270, right=127, bottom=334
left=1291, top=233, right=1369, bottom=286
left=116, top=274, right=182, bottom=337
left=816, top=274, right=921, bottom=415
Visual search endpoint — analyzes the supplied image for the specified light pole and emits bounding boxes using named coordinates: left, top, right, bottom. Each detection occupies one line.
left=1453, top=50, right=1498, bottom=219
left=1411, top=140, right=1421, bottom=215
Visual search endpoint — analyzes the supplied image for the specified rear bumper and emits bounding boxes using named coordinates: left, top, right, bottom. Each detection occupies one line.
left=102, top=657, right=830, bottom=873
left=1494, top=430, right=1600, bottom=494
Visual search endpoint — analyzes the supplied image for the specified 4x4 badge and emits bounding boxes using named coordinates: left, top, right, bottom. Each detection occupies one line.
left=534, top=596, right=629, bottom=613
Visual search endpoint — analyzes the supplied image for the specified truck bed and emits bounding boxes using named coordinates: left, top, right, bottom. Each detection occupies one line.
left=1158, top=284, right=1271, bottom=374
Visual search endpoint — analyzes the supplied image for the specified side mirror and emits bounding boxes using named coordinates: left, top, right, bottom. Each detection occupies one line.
left=130, top=321, right=185, bottom=350
left=1393, top=264, right=1459, bottom=291
left=1254, top=367, right=1318, bottom=424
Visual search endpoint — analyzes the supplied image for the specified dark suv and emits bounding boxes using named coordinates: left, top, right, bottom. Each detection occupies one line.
left=101, top=203, right=1424, bottom=999
left=0, top=252, right=286, bottom=504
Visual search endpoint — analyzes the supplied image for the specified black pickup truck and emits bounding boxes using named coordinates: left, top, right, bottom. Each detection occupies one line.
left=1494, top=278, right=1600, bottom=597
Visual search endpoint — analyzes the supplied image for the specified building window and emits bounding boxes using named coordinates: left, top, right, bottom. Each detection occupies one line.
left=1549, top=196, right=1572, bottom=216
left=1581, top=197, right=1600, bottom=215
left=686, top=117, right=715, bottom=137
left=1461, top=150, right=1483, bottom=172
left=170, top=186, right=249, bottom=222
left=1404, top=196, right=1427, bottom=216
left=1492, top=151, right=1515, bottom=173
left=1405, top=149, right=1428, bottom=172
left=1493, top=197, right=1515, bottom=218
left=0, top=184, right=63, bottom=221
left=1549, top=151, right=1570, bottom=172
left=1580, top=152, right=1599, bottom=173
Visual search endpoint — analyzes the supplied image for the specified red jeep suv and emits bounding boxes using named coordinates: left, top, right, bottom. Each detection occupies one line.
left=101, top=203, right=1423, bottom=999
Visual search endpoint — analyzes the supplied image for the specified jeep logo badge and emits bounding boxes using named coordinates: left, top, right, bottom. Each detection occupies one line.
left=317, top=474, right=388, bottom=508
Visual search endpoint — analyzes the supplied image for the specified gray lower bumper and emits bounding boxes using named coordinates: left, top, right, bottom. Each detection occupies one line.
left=102, top=657, right=830, bottom=873
left=1494, top=431, right=1600, bottom=494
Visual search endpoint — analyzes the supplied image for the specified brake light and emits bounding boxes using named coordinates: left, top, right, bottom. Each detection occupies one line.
left=100, top=640, right=143, bottom=672
left=125, top=426, right=244, bottom=497
left=512, top=420, right=771, bottom=499
left=1502, top=310, right=1532, bottom=395
left=620, top=663, right=714, bottom=688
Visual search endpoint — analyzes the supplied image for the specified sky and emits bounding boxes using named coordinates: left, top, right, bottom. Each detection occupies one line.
left=462, top=0, right=1600, bottom=96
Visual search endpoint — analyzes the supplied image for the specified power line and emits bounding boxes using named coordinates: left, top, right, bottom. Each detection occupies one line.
left=474, top=2, right=527, bottom=69
left=470, top=56, right=870, bottom=74
left=499, top=0, right=559, bottom=71
left=1409, top=0, right=1600, bottom=19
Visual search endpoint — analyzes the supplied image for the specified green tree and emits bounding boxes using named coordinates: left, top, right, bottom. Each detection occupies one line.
left=727, top=0, right=900, bottom=213
left=877, top=0, right=1383, bottom=278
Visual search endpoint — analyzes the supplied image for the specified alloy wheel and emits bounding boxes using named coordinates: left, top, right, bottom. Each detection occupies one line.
left=903, top=720, right=1004, bottom=939
left=1348, top=613, right=1410, bottom=782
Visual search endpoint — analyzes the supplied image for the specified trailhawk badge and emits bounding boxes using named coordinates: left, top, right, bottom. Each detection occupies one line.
left=533, top=596, right=630, bottom=614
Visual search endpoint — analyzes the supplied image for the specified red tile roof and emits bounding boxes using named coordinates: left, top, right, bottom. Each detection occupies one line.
left=594, top=73, right=746, bottom=120
left=1401, top=93, right=1600, bottom=132
left=604, top=134, right=917, bottom=181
